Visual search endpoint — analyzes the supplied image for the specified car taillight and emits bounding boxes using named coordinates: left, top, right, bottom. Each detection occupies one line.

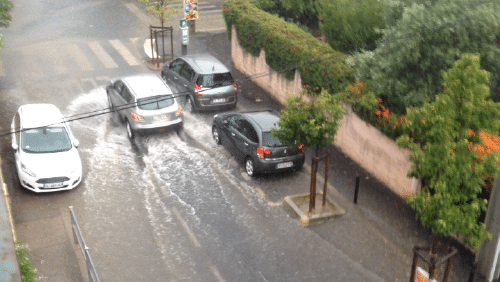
left=298, top=144, right=305, bottom=153
left=256, top=147, right=271, bottom=158
left=175, top=105, right=183, bottom=116
left=234, top=83, right=237, bottom=93
left=195, top=84, right=202, bottom=96
left=131, top=111, right=144, bottom=122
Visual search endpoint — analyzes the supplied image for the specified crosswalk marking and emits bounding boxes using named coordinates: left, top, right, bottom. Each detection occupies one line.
left=68, top=44, right=94, bottom=72
left=124, top=3, right=153, bottom=25
left=88, top=41, right=118, bottom=69
left=109, top=39, right=140, bottom=66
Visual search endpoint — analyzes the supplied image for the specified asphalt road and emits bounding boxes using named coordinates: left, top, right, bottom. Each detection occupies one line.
left=0, top=0, right=387, bottom=281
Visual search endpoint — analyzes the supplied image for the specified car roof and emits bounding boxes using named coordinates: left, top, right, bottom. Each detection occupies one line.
left=243, top=110, right=280, bottom=132
left=19, top=104, right=66, bottom=128
left=122, top=74, right=173, bottom=99
left=180, top=54, right=230, bottom=74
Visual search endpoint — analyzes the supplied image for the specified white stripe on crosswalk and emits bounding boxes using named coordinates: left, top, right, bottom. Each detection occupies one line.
left=68, top=44, right=94, bottom=72
left=109, top=39, right=140, bottom=66
left=88, top=41, right=118, bottom=69
left=124, top=3, right=153, bottom=25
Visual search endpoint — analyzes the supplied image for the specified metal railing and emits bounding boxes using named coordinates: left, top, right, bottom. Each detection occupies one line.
left=69, top=206, right=100, bottom=282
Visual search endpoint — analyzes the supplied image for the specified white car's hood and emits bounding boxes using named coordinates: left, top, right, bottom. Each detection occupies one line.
left=20, top=148, right=81, bottom=178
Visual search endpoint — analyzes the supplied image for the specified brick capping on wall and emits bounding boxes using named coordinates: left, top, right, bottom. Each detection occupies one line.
left=230, top=25, right=421, bottom=199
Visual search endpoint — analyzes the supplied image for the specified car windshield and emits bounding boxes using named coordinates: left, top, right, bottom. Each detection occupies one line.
left=262, top=131, right=283, bottom=147
left=21, top=127, right=72, bottom=153
left=137, top=95, right=174, bottom=110
left=198, top=73, right=234, bottom=88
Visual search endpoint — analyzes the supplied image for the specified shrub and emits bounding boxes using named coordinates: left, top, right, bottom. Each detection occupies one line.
left=223, top=0, right=354, bottom=95
left=317, top=0, right=386, bottom=54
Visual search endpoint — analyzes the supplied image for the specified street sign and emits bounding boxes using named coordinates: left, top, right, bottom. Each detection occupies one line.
left=184, top=0, right=198, bottom=20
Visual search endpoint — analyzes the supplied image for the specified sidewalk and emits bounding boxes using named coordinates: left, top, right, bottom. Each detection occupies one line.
left=0, top=160, right=21, bottom=282
left=202, top=31, right=488, bottom=282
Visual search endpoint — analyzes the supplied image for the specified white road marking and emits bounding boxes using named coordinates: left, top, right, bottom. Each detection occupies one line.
left=241, top=172, right=251, bottom=181
left=124, top=3, right=153, bottom=24
left=68, top=44, right=94, bottom=72
left=81, top=78, right=98, bottom=89
left=171, top=206, right=201, bottom=248
left=95, top=76, right=110, bottom=86
left=88, top=41, right=118, bottom=69
left=210, top=265, right=226, bottom=282
left=109, top=39, right=140, bottom=66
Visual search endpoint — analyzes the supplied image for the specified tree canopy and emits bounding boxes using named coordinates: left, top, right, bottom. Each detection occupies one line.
left=353, top=0, right=500, bottom=115
left=396, top=53, right=500, bottom=248
left=272, top=89, right=346, bottom=156
left=0, top=0, right=13, bottom=29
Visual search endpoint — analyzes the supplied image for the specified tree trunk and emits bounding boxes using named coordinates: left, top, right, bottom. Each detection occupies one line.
left=429, top=233, right=439, bottom=278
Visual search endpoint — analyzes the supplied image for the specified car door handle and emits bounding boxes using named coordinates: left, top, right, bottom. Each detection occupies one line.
left=173, top=77, right=177, bottom=80
left=231, top=133, right=235, bottom=136
left=244, top=142, right=248, bottom=146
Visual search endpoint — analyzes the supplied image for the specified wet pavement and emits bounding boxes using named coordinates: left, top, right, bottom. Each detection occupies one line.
left=0, top=2, right=491, bottom=281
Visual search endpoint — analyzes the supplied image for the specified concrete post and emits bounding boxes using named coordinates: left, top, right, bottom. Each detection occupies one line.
left=476, top=173, right=500, bottom=281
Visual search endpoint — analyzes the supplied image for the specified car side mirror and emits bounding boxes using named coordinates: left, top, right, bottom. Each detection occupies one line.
left=12, top=143, right=18, bottom=151
left=223, top=120, right=229, bottom=126
left=73, top=139, right=79, bottom=148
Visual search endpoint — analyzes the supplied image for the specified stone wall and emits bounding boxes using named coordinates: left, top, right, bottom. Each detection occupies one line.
left=230, top=25, right=420, bottom=199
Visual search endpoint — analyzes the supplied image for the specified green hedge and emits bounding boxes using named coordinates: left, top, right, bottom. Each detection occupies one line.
left=223, top=0, right=354, bottom=95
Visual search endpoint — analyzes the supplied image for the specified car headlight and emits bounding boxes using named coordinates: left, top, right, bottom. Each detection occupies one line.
left=21, top=162, right=36, bottom=177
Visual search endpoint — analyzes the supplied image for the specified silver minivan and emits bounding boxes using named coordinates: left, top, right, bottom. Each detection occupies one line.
left=161, top=54, right=237, bottom=113
left=106, top=74, right=184, bottom=138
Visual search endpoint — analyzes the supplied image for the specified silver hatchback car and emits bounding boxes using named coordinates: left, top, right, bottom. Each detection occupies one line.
left=161, top=54, right=237, bottom=113
left=106, top=74, right=183, bottom=138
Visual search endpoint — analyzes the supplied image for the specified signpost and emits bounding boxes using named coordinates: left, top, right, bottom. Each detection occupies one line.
left=183, top=0, right=198, bottom=34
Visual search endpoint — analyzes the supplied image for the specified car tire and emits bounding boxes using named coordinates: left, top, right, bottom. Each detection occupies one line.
left=245, top=157, right=256, bottom=177
left=212, top=126, right=221, bottom=145
left=294, top=162, right=304, bottom=172
left=185, top=96, right=196, bottom=113
left=126, top=120, right=134, bottom=139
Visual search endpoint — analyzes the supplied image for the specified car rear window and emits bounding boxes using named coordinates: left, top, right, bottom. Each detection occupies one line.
left=21, top=127, right=72, bottom=153
left=137, top=95, right=174, bottom=110
left=197, top=72, right=234, bottom=88
left=262, top=132, right=283, bottom=147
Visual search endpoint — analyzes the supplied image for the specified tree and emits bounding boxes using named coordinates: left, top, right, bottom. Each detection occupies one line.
left=353, top=0, right=500, bottom=115
left=0, top=0, right=13, bottom=28
left=139, top=0, right=178, bottom=28
left=0, top=0, right=13, bottom=58
left=316, top=0, right=386, bottom=53
left=272, top=89, right=346, bottom=211
left=396, top=53, right=500, bottom=251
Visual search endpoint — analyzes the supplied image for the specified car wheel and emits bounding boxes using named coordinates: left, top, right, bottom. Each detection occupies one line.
left=212, top=126, right=221, bottom=145
left=245, top=157, right=256, bottom=177
left=185, top=96, right=196, bottom=113
left=294, top=162, right=304, bottom=172
left=126, top=120, right=134, bottom=139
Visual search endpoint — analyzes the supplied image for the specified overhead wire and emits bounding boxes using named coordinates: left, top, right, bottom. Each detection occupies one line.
left=2, top=0, right=498, bottom=138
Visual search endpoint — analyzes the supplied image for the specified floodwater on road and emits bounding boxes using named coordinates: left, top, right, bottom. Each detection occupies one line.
left=62, top=87, right=382, bottom=282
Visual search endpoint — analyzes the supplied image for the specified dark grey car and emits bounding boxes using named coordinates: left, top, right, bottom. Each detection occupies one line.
left=212, top=110, right=305, bottom=177
left=161, top=54, right=237, bottom=113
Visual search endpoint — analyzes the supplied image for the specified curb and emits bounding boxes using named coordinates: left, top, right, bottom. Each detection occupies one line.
left=0, top=158, right=22, bottom=282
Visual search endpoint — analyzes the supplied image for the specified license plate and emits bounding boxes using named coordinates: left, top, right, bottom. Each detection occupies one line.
left=212, top=98, right=226, bottom=104
left=277, top=161, right=293, bottom=169
left=153, top=114, right=168, bottom=121
left=44, top=182, right=64, bottom=188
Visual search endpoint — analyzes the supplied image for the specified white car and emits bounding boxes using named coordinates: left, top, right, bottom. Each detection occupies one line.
left=11, top=104, right=82, bottom=193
